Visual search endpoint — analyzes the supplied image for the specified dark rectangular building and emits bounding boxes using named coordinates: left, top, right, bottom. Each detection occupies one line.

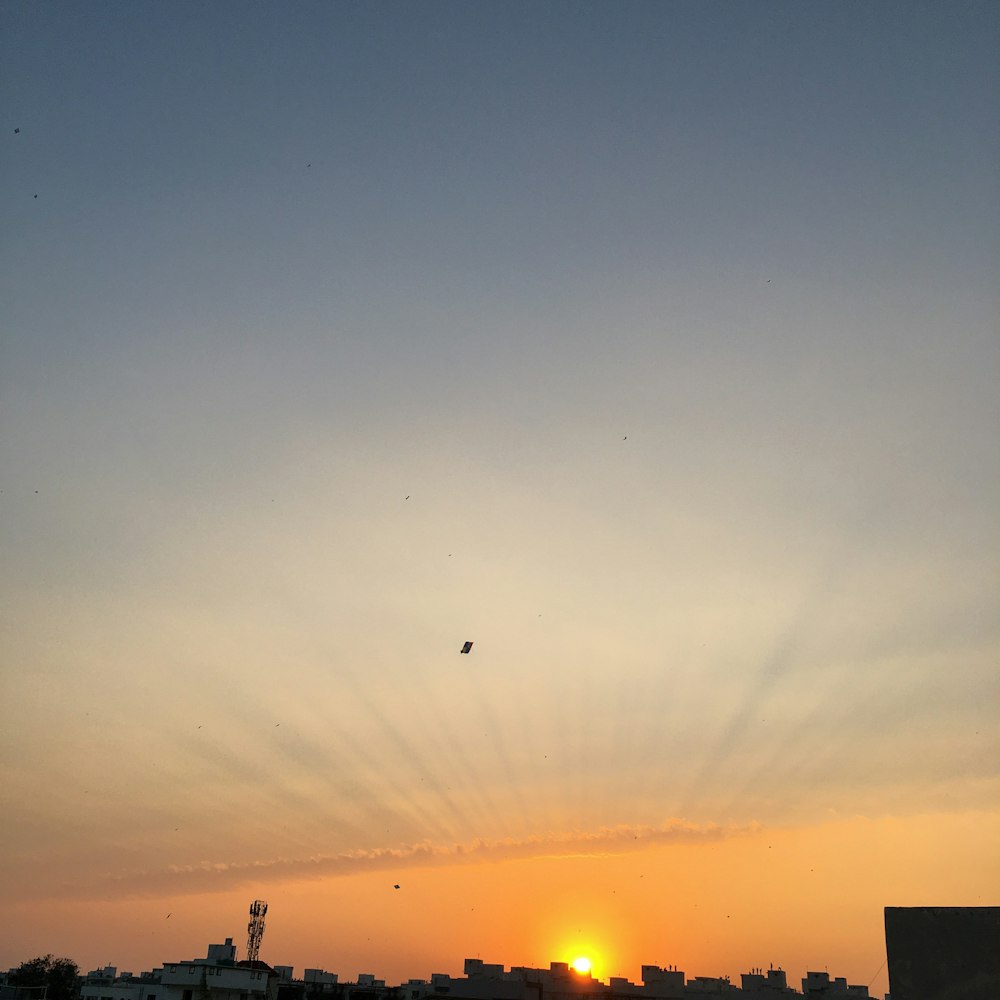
left=884, top=906, right=1000, bottom=1000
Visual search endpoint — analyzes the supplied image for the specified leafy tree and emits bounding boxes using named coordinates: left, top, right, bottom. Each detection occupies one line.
left=10, top=956, right=80, bottom=1000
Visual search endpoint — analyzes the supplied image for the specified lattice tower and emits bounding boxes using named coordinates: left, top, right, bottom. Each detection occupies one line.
left=246, top=899, right=267, bottom=963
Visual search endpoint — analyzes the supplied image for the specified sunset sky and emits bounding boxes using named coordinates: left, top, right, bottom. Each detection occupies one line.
left=1, top=3, right=998, bottom=997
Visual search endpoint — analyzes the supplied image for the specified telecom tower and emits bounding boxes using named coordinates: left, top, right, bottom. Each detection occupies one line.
left=246, top=899, right=267, bottom=963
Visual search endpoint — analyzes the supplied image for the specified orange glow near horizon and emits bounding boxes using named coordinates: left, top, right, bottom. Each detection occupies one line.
left=2, top=810, right=998, bottom=1000
left=571, top=957, right=592, bottom=975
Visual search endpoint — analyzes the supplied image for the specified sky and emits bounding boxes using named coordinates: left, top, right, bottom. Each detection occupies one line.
left=1, top=2, right=998, bottom=996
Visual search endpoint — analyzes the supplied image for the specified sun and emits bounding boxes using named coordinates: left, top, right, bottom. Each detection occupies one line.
left=571, top=957, right=592, bottom=975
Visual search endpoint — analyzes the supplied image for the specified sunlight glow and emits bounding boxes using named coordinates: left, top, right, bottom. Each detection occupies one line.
left=571, top=957, right=592, bottom=975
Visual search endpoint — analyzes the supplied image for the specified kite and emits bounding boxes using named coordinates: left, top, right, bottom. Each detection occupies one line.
left=460, top=641, right=473, bottom=654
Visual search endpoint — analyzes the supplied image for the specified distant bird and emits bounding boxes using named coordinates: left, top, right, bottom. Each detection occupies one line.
left=166, top=913, right=171, bottom=919
left=14, top=128, right=20, bottom=134
left=460, top=641, right=473, bottom=654
left=405, top=495, right=409, bottom=500
left=393, top=884, right=400, bottom=890
left=33, top=194, right=37, bottom=198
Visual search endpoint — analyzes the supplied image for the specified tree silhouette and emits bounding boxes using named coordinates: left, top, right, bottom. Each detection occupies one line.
left=10, top=956, right=80, bottom=1000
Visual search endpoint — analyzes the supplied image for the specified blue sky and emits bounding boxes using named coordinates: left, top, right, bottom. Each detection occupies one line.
left=1, top=1, right=998, bottom=986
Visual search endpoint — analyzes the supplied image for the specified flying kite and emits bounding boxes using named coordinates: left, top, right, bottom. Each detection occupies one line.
left=460, top=641, right=473, bottom=654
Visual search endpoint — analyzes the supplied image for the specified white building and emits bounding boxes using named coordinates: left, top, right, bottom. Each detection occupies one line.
left=81, top=967, right=161, bottom=1000
left=158, top=940, right=277, bottom=1000
left=801, top=973, right=868, bottom=997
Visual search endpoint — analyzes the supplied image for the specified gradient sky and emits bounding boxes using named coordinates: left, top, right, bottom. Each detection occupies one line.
left=2, top=3, right=998, bottom=997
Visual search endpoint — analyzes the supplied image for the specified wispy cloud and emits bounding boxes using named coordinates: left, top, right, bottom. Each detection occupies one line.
left=67, top=820, right=761, bottom=900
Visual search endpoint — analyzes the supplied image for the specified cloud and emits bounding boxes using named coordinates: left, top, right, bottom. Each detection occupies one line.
left=63, top=819, right=761, bottom=900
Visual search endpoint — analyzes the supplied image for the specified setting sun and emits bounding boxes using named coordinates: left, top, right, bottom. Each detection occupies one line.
left=571, top=957, right=592, bottom=975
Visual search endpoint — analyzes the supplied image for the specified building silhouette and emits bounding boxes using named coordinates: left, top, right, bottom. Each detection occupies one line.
left=78, top=940, right=277, bottom=1000
left=25, top=909, right=1000, bottom=1000
left=884, top=906, right=1000, bottom=999
left=56, top=946, right=880, bottom=1000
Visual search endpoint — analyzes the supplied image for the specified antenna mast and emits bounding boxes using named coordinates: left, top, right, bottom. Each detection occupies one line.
left=246, top=899, right=268, bottom=963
